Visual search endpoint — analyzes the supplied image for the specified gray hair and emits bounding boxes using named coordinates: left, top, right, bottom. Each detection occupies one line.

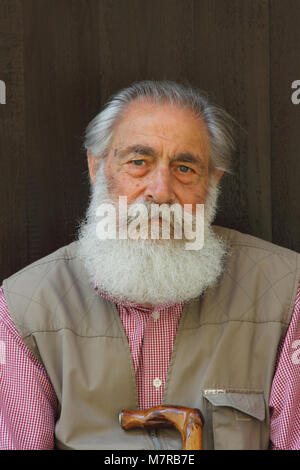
left=83, top=80, right=236, bottom=173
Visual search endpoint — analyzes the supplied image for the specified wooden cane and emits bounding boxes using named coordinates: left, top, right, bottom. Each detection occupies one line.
left=119, top=405, right=204, bottom=450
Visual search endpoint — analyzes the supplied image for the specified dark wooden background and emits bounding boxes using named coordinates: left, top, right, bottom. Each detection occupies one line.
left=0, top=0, right=299, bottom=281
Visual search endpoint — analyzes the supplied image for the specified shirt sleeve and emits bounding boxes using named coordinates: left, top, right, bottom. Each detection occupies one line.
left=269, top=282, right=300, bottom=450
left=0, top=286, right=57, bottom=449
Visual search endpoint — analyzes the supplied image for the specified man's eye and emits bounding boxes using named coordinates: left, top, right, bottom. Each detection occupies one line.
left=178, top=165, right=192, bottom=173
left=131, top=160, right=145, bottom=166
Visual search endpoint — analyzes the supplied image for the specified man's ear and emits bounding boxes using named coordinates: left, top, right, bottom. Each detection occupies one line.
left=87, top=150, right=103, bottom=185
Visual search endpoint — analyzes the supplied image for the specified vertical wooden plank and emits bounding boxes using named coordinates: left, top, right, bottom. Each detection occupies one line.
left=0, top=0, right=27, bottom=280
left=270, top=0, right=300, bottom=251
left=95, top=0, right=194, bottom=98
left=22, top=0, right=103, bottom=262
left=192, top=0, right=272, bottom=242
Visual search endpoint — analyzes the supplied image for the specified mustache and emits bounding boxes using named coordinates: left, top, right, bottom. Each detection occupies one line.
left=127, top=203, right=177, bottom=228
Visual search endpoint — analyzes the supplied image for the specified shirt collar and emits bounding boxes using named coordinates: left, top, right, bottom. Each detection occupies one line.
left=94, top=283, right=183, bottom=313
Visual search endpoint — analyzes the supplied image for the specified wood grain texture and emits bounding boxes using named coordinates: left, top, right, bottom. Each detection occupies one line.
left=0, top=0, right=28, bottom=280
left=22, top=0, right=101, bottom=264
left=0, top=0, right=299, bottom=282
left=191, top=0, right=272, bottom=241
left=269, top=0, right=300, bottom=251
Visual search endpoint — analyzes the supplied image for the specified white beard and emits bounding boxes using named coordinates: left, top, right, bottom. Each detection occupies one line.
left=77, top=161, right=228, bottom=306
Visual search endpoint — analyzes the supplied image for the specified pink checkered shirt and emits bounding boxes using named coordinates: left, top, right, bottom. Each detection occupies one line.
left=0, top=283, right=299, bottom=450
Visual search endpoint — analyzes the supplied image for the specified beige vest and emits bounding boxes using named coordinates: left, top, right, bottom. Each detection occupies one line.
left=3, top=226, right=300, bottom=450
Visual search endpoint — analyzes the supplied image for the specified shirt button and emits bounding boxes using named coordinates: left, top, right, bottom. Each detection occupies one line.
left=152, top=311, right=160, bottom=321
left=153, top=377, right=162, bottom=389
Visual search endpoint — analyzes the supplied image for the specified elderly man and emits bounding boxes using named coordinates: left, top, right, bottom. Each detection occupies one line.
left=0, top=81, right=299, bottom=450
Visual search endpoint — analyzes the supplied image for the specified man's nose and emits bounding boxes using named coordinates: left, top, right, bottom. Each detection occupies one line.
left=144, top=167, right=176, bottom=204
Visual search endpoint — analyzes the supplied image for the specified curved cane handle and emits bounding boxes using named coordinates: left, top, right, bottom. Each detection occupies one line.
left=119, top=405, right=203, bottom=450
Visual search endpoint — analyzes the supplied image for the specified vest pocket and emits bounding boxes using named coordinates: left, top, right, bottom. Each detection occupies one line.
left=203, top=391, right=265, bottom=450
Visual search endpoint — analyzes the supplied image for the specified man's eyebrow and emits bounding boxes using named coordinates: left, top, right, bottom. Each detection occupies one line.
left=114, top=145, right=157, bottom=159
left=114, top=146, right=206, bottom=168
left=170, top=152, right=206, bottom=169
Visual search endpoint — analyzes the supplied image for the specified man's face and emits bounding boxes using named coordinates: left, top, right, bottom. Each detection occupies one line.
left=81, top=99, right=228, bottom=305
left=88, top=100, right=223, bottom=211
